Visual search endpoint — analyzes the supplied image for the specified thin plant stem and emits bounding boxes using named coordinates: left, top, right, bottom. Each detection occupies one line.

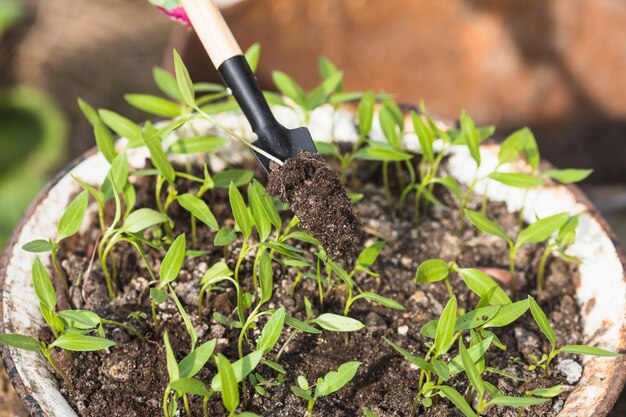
left=152, top=299, right=159, bottom=334
left=101, top=319, right=144, bottom=340
left=382, top=162, right=392, bottom=208
left=51, top=247, right=70, bottom=296
left=444, top=278, right=454, bottom=298
left=537, top=243, right=554, bottom=291
left=274, top=330, right=300, bottom=363
left=183, top=394, right=191, bottom=417
left=509, top=245, right=518, bottom=293
left=43, top=348, right=75, bottom=398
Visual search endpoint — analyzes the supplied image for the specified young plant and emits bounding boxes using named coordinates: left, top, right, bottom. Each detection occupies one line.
left=22, top=190, right=89, bottom=294
left=290, top=361, right=361, bottom=416
left=536, top=214, right=581, bottom=291
left=528, top=296, right=619, bottom=377
left=464, top=210, right=570, bottom=291
left=150, top=234, right=186, bottom=332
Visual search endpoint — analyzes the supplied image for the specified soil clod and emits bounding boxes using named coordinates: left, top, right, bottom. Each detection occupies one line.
left=266, top=151, right=359, bottom=260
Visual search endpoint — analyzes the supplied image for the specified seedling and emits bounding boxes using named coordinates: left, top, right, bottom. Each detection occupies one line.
left=528, top=296, right=619, bottom=377
left=464, top=210, right=570, bottom=291
left=150, top=234, right=186, bottom=332
left=536, top=214, right=581, bottom=291
left=290, top=361, right=361, bottom=416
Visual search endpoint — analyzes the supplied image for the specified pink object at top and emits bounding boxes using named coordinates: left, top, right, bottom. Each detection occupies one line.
left=156, top=5, right=191, bottom=26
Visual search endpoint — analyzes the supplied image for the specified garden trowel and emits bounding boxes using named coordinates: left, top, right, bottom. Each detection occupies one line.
left=179, top=0, right=317, bottom=172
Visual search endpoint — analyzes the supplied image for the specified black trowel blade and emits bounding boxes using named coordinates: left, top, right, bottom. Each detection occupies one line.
left=251, top=126, right=318, bottom=173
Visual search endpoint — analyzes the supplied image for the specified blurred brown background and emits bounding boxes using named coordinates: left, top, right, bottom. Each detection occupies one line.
left=1, top=0, right=625, bottom=415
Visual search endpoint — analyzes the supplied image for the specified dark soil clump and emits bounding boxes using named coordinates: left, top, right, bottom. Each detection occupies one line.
left=266, top=151, right=359, bottom=260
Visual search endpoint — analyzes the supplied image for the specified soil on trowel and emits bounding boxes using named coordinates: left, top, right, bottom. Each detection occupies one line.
left=48, top=155, right=585, bottom=417
left=267, top=151, right=359, bottom=260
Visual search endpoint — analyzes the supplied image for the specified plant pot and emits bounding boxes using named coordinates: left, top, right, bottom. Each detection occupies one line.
left=1, top=104, right=624, bottom=417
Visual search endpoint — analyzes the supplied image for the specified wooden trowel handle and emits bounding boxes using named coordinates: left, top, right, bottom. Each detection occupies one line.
left=179, top=0, right=243, bottom=68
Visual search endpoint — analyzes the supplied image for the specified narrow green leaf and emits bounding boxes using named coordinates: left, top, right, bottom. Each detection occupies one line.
left=487, top=396, right=549, bottom=407
left=98, top=109, right=141, bottom=143
left=58, top=310, right=101, bottom=329
left=72, top=175, right=105, bottom=207
left=259, top=251, right=273, bottom=304
left=357, top=241, right=385, bottom=267
left=170, top=287, right=197, bottom=350
left=456, top=306, right=501, bottom=330
left=214, top=169, right=254, bottom=188
left=22, top=240, right=55, bottom=253
left=290, top=385, right=313, bottom=401
left=527, top=384, right=564, bottom=398
left=168, top=136, right=229, bottom=154
left=435, top=296, right=457, bottom=356
left=306, top=71, right=343, bottom=110
left=461, top=110, right=481, bottom=166
left=252, top=180, right=282, bottom=231
left=229, top=182, right=253, bottom=239
left=102, top=153, right=129, bottom=198
left=315, top=361, right=361, bottom=397
left=543, top=168, right=593, bottom=184
left=77, top=97, right=99, bottom=126
left=124, top=94, right=181, bottom=117
left=93, top=121, right=118, bottom=163
left=438, top=385, right=478, bottom=417
left=173, top=49, right=195, bottom=107
left=211, top=350, right=264, bottom=391
left=312, top=314, right=364, bottom=332
left=142, top=127, right=175, bottom=184
left=456, top=268, right=511, bottom=305
left=382, top=337, right=432, bottom=371
left=162, top=331, right=179, bottom=381
left=516, top=212, right=569, bottom=247
left=169, top=378, right=210, bottom=397
left=416, top=259, right=449, bottom=283
left=354, top=142, right=412, bottom=161
left=460, top=339, right=484, bottom=397
left=0, top=334, right=42, bottom=351
left=244, top=43, right=261, bottom=72
left=357, top=92, right=375, bottom=135
left=159, top=234, right=186, bottom=287
left=430, top=177, right=462, bottom=205
left=32, top=257, right=56, bottom=310
left=179, top=339, right=217, bottom=379
left=558, top=345, right=620, bottom=357
left=412, top=112, right=434, bottom=163
left=214, top=227, right=237, bottom=246
left=432, top=359, right=450, bottom=381
left=528, top=296, right=556, bottom=346
left=362, top=407, right=379, bottom=417
left=177, top=194, right=218, bottom=230
left=464, top=210, right=511, bottom=244
left=489, top=172, right=544, bottom=189
left=272, top=71, right=306, bottom=106
left=284, top=315, right=321, bottom=334
left=153, top=66, right=182, bottom=101
left=484, top=299, right=529, bottom=328
left=215, top=354, right=239, bottom=413
left=379, top=106, right=399, bottom=145
left=257, top=307, right=285, bottom=354
left=449, top=337, right=493, bottom=375
left=57, top=191, right=88, bottom=241
left=121, top=208, right=168, bottom=233
left=248, top=182, right=272, bottom=242
left=50, top=334, right=115, bottom=351
left=352, top=292, right=404, bottom=310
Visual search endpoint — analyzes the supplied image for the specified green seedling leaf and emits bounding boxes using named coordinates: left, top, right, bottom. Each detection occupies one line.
left=168, top=136, right=229, bottom=154
left=315, top=361, right=361, bottom=397
left=411, top=112, right=434, bottom=163
left=464, top=210, right=511, bottom=244
left=326, top=259, right=353, bottom=289
left=354, top=142, right=412, bottom=161
left=432, top=359, right=450, bottom=381
left=543, top=168, right=592, bottom=184
left=215, top=354, right=239, bottom=413
left=297, top=375, right=309, bottom=391
left=259, top=251, right=273, bottom=304
left=456, top=305, right=501, bottom=330
left=173, top=49, right=195, bottom=107
left=257, top=307, right=286, bottom=354
left=124, top=94, right=180, bottom=117
left=214, top=227, right=237, bottom=246
left=57, top=191, right=88, bottom=241
left=72, top=175, right=105, bottom=207
left=357, top=92, right=375, bottom=135
left=488, top=172, right=544, bottom=188
left=244, top=42, right=261, bottom=72
left=435, top=296, right=457, bottom=356
left=272, top=71, right=306, bottom=106
left=498, top=127, right=540, bottom=170
left=312, top=314, right=364, bottom=332
left=58, top=310, right=101, bottom=329
left=420, top=320, right=437, bottom=339
left=0, top=334, right=42, bottom=351
left=169, top=378, right=210, bottom=397
left=527, top=385, right=564, bottom=398
left=315, top=141, right=340, bottom=156
left=284, top=315, right=321, bottom=334
left=290, top=385, right=313, bottom=401
left=94, top=120, right=118, bottom=163
left=284, top=231, right=320, bottom=246
left=159, top=234, right=186, bottom=287
left=558, top=345, right=620, bottom=357
left=163, top=332, right=179, bottom=381
left=22, top=240, right=55, bottom=253
left=179, top=339, right=217, bottom=379
left=438, top=385, right=478, bottom=417
left=460, top=339, right=484, bottom=398
left=352, top=292, right=405, bottom=310
left=153, top=66, right=181, bottom=101
left=122, top=208, right=169, bottom=233
left=485, top=367, right=525, bottom=382
left=212, top=350, right=264, bottom=391
left=357, top=241, right=385, bottom=267
left=430, top=177, right=463, bottom=205
left=484, top=299, right=529, bottom=328
left=306, top=71, right=343, bottom=110
left=262, top=359, right=285, bottom=374
left=50, top=334, right=115, bottom=351
left=528, top=296, right=556, bottom=346
left=516, top=212, right=570, bottom=247
left=170, top=287, right=197, bottom=350
left=32, top=257, right=56, bottom=310
left=416, top=259, right=449, bottom=283
left=229, top=182, right=253, bottom=239
left=150, top=288, right=169, bottom=304
left=252, top=179, right=282, bottom=230
left=460, top=110, right=481, bottom=166
left=99, top=109, right=141, bottom=143
left=449, top=337, right=493, bottom=375
left=177, top=194, right=218, bottom=230
left=382, top=337, right=432, bottom=371
left=379, top=105, right=399, bottom=145
left=248, top=182, right=272, bottom=241
left=456, top=268, right=511, bottom=305
left=102, top=153, right=129, bottom=198
left=142, top=128, right=175, bottom=184
left=476, top=285, right=498, bottom=309
left=487, top=397, right=549, bottom=407
left=77, top=97, right=99, bottom=126
left=201, top=261, right=232, bottom=285
left=362, top=407, right=379, bottom=417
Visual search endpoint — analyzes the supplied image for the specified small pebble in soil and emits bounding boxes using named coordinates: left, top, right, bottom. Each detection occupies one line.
left=397, top=325, right=409, bottom=336
left=266, top=151, right=359, bottom=260
left=556, top=359, right=583, bottom=384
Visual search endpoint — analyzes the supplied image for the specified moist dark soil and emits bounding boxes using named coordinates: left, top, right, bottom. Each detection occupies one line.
left=49, top=155, right=583, bottom=417
left=267, top=151, right=358, bottom=260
